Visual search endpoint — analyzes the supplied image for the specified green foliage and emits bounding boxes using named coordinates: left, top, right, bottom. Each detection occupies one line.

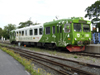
left=0, top=28, right=3, bottom=38
left=2, top=24, right=16, bottom=39
left=85, top=0, right=100, bottom=32
left=18, top=20, right=40, bottom=28
left=85, top=1, right=100, bottom=19
left=74, top=56, right=77, bottom=58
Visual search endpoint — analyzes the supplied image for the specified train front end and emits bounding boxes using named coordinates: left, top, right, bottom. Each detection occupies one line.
left=66, top=18, right=91, bottom=52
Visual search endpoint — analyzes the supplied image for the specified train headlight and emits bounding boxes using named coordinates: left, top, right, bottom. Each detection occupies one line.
left=89, top=38, right=91, bottom=40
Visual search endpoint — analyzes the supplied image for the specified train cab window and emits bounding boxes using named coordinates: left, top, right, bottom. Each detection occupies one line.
left=83, top=24, right=90, bottom=32
left=64, top=23, right=70, bottom=33
left=22, top=31, right=24, bottom=36
left=19, top=31, right=21, bottom=36
left=25, top=30, right=27, bottom=36
left=39, top=28, right=43, bottom=35
left=52, top=26, right=55, bottom=34
left=46, top=27, right=50, bottom=34
left=74, top=23, right=81, bottom=32
left=30, top=29, right=33, bottom=35
left=34, top=29, right=38, bottom=35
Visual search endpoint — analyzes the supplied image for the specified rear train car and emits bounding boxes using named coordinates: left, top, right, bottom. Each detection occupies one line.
left=10, top=17, right=91, bottom=52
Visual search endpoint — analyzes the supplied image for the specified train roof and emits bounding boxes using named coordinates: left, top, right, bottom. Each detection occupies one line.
left=44, top=17, right=90, bottom=26
left=12, top=24, right=43, bottom=32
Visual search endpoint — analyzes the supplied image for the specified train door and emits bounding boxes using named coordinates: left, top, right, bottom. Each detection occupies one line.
left=56, top=24, right=63, bottom=46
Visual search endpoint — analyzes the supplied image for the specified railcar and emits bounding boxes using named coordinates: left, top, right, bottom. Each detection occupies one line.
left=10, top=17, right=91, bottom=52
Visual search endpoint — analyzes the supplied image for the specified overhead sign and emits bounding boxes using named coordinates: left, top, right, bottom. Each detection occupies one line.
left=93, top=21, right=100, bottom=23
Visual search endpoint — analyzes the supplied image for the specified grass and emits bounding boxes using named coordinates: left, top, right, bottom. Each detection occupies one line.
left=74, top=56, right=78, bottom=58
left=0, top=44, right=53, bottom=75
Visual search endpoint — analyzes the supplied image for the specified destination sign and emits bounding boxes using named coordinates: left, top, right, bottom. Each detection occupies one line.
left=79, top=20, right=87, bottom=23
left=93, top=21, right=100, bottom=23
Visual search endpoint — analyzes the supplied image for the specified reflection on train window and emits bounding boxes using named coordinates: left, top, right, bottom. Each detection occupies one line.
left=52, top=26, right=55, bottom=34
left=25, top=30, right=27, bottom=36
left=64, top=23, right=70, bottom=33
left=22, top=31, right=24, bottom=36
left=46, top=27, right=50, bottom=34
left=34, top=29, right=38, bottom=35
left=39, top=28, right=43, bottom=35
left=30, top=29, right=33, bottom=35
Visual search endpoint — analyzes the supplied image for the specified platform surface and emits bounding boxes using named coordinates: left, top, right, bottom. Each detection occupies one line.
left=85, top=44, right=100, bottom=53
left=87, top=44, right=100, bottom=46
left=0, top=49, right=29, bottom=75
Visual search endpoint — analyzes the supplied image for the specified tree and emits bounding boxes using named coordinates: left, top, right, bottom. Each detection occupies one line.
left=85, top=0, right=100, bottom=32
left=85, top=1, right=100, bottom=19
left=3, top=24, right=16, bottom=39
left=18, top=20, right=33, bottom=28
left=18, top=22, right=26, bottom=28
left=18, top=20, right=40, bottom=28
left=0, top=28, right=3, bottom=39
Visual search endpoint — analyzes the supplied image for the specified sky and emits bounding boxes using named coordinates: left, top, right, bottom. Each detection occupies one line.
left=0, top=0, right=97, bottom=29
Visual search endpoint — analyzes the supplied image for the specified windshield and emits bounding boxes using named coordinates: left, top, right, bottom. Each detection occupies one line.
left=74, top=23, right=81, bottom=32
left=83, top=24, right=90, bottom=32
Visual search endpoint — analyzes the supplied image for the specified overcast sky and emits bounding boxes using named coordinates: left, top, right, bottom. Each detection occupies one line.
left=0, top=0, right=97, bottom=29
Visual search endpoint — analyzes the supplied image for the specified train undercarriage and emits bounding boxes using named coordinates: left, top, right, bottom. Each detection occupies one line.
left=11, top=41, right=86, bottom=52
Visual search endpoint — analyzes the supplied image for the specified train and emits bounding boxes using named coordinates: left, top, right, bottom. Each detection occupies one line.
left=10, top=17, right=91, bottom=52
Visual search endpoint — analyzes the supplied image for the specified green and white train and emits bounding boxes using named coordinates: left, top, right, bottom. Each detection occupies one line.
left=10, top=17, right=91, bottom=52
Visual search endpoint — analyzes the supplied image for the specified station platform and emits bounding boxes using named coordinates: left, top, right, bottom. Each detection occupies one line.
left=0, top=49, right=29, bottom=75
left=85, top=44, right=100, bottom=53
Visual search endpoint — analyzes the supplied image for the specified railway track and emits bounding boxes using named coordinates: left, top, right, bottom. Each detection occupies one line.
left=1, top=42, right=100, bottom=58
left=73, top=52, right=100, bottom=58
left=0, top=45, right=100, bottom=75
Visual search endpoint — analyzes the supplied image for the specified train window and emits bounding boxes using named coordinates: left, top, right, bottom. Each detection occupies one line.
left=74, top=23, right=81, bottom=32
left=19, top=31, right=21, bottom=36
left=83, top=24, right=90, bottom=32
left=25, top=30, right=27, bottom=36
left=16, top=32, right=18, bottom=36
left=22, top=31, right=24, bottom=36
left=57, top=26, right=59, bottom=33
left=60, top=26, right=62, bottom=33
left=39, top=28, right=43, bottom=35
left=30, top=29, right=33, bottom=35
left=52, top=26, right=55, bottom=34
left=46, top=27, right=50, bottom=34
left=34, top=29, right=38, bottom=35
